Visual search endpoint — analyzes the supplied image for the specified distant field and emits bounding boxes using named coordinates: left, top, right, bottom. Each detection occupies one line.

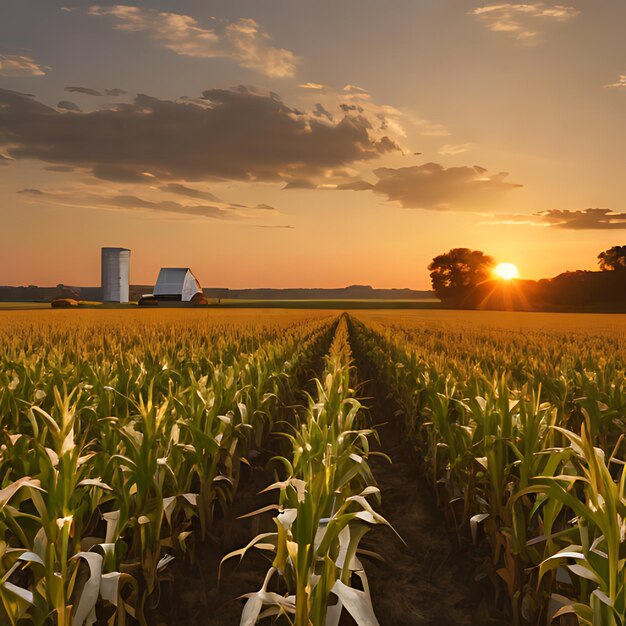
left=0, top=298, right=441, bottom=311
left=208, top=298, right=440, bottom=309
left=354, top=307, right=626, bottom=333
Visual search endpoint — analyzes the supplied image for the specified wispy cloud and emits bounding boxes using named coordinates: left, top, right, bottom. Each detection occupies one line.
left=17, top=186, right=280, bottom=222
left=159, top=183, right=222, bottom=203
left=89, top=5, right=299, bottom=78
left=438, top=143, right=473, bottom=156
left=65, top=86, right=102, bottom=96
left=299, top=82, right=326, bottom=90
left=470, top=3, right=579, bottom=44
left=494, top=208, right=626, bottom=229
left=605, top=75, right=626, bottom=89
left=0, top=54, right=46, bottom=77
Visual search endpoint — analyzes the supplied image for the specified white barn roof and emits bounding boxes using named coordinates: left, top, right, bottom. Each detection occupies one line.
left=153, top=268, right=203, bottom=302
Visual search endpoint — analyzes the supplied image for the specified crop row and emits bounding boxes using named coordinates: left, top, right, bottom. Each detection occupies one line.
left=226, top=315, right=388, bottom=625
left=0, top=314, right=336, bottom=625
left=349, top=315, right=626, bottom=626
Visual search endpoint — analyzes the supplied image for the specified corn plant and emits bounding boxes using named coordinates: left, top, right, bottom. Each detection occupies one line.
left=224, top=315, right=390, bottom=625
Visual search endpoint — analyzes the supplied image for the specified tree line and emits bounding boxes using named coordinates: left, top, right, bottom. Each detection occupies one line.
left=429, top=245, right=626, bottom=311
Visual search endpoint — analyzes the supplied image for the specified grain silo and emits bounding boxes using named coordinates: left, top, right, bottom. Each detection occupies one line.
left=101, top=247, right=130, bottom=302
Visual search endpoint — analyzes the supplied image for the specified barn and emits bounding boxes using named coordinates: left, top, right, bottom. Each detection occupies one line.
left=152, top=268, right=204, bottom=302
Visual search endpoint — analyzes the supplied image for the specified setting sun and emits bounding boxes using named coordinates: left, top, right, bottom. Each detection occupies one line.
left=494, top=262, right=520, bottom=281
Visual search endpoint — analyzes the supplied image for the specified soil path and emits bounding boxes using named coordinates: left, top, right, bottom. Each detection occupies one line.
left=350, top=328, right=507, bottom=625
left=358, top=412, right=495, bottom=625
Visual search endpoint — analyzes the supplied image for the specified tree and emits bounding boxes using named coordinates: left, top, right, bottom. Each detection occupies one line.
left=598, top=245, right=626, bottom=271
left=428, top=248, right=494, bottom=304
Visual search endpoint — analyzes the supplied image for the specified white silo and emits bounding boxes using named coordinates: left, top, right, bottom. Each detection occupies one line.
left=101, top=247, right=130, bottom=302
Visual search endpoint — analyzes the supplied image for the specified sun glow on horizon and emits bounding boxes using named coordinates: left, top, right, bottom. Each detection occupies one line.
left=494, top=262, right=520, bottom=281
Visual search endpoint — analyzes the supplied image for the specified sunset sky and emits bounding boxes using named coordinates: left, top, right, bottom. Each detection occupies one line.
left=1, top=0, right=625, bottom=289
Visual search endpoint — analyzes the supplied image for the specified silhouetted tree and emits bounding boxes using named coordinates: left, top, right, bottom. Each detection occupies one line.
left=428, top=248, right=494, bottom=304
left=598, top=245, right=626, bottom=271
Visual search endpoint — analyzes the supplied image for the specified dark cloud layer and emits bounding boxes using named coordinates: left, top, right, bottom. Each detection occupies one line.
left=65, top=86, right=102, bottom=96
left=57, top=100, right=81, bottom=112
left=0, top=88, right=400, bottom=184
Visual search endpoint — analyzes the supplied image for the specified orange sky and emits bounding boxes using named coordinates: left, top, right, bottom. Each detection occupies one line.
left=0, top=1, right=624, bottom=289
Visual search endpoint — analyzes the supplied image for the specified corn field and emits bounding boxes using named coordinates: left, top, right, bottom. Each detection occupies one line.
left=0, top=309, right=624, bottom=625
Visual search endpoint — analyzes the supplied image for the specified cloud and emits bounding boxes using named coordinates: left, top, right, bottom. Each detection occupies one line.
left=282, top=178, right=318, bottom=190
left=57, top=100, right=81, bottom=112
left=470, top=3, right=579, bottom=43
left=16, top=186, right=280, bottom=222
left=0, top=54, right=46, bottom=77
left=343, top=84, right=369, bottom=94
left=285, top=162, right=522, bottom=210
left=251, top=203, right=279, bottom=212
left=160, top=183, right=222, bottom=202
left=313, top=103, right=334, bottom=121
left=65, top=86, right=127, bottom=96
left=17, top=188, right=44, bottom=195
left=366, top=163, right=522, bottom=210
left=44, top=165, right=75, bottom=172
left=299, top=82, right=326, bottom=90
left=438, top=143, right=473, bottom=155
left=296, top=82, right=436, bottom=142
left=65, top=86, right=103, bottom=96
left=109, top=194, right=236, bottom=219
left=0, top=87, right=400, bottom=184
left=497, top=208, right=626, bottom=229
left=605, top=75, right=626, bottom=89
left=335, top=180, right=374, bottom=191
left=89, top=5, right=299, bottom=78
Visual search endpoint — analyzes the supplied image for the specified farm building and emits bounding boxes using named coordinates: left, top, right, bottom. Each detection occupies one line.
left=151, top=268, right=204, bottom=302
left=101, top=247, right=130, bottom=303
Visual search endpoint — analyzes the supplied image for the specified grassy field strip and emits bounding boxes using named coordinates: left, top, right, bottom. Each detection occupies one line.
left=349, top=314, right=626, bottom=626
left=224, top=314, right=390, bottom=625
left=0, top=314, right=335, bottom=625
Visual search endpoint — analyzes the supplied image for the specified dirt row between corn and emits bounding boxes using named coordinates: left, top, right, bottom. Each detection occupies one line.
left=349, top=318, right=508, bottom=626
